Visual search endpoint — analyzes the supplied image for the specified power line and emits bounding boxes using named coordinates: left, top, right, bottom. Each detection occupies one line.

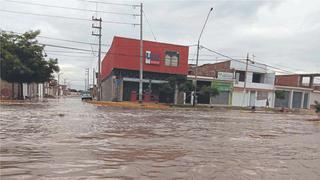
left=45, top=52, right=96, bottom=58
left=37, top=36, right=110, bottom=46
left=40, top=43, right=107, bottom=53
left=45, top=50, right=97, bottom=54
left=0, top=9, right=140, bottom=25
left=201, top=46, right=293, bottom=73
left=143, top=10, right=157, bottom=41
left=2, top=30, right=110, bottom=46
left=3, top=0, right=140, bottom=16
left=79, top=0, right=139, bottom=7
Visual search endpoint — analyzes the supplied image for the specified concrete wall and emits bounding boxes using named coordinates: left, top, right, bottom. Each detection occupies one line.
left=232, top=90, right=273, bottom=107
left=232, top=91, right=249, bottom=107
left=230, top=60, right=268, bottom=73
left=310, top=91, right=320, bottom=105
left=101, top=75, right=114, bottom=101
left=234, top=81, right=274, bottom=90
left=1, top=79, right=44, bottom=99
left=0, top=79, right=19, bottom=98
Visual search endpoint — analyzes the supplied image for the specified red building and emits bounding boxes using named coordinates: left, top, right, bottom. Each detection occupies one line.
left=101, top=36, right=189, bottom=102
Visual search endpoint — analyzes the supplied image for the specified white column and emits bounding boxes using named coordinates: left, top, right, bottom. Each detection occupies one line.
left=289, top=90, right=293, bottom=109
left=301, top=91, right=305, bottom=109
left=308, top=92, right=311, bottom=109
left=191, top=91, right=194, bottom=105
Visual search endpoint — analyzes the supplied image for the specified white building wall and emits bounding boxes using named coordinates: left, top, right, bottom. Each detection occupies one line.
left=232, top=91, right=249, bottom=107
left=232, top=90, right=274, bottom=108
left=254, top=91, right=274, bottom=107
left=234, top=82, right=274, bottom=90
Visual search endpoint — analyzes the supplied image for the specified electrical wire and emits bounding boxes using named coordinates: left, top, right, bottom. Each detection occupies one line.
left=3, top=0, right=139, bottom=16
left=0, top=9, right=140, bottom=25
left=201, top=46, right=293, bottom=74
left=79, top=0, right=140, bottom=7
left=2, top=30, right=110, bottom=46
left=143, top=10, right=157, bottom=42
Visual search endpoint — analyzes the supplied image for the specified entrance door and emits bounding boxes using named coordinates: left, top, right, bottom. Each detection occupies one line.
left=211, top=91, right=229, bottom=105
left=249, top=91, right=256, bottom=106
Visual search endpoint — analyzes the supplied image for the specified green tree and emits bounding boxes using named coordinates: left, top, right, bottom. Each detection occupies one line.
left=159, top=76, right=194, bottom=103
left=199, top=85, right=219, bottom=97
left=315, top=101, right=320, bottom=114
left=0, top=30, right=59, bottom=99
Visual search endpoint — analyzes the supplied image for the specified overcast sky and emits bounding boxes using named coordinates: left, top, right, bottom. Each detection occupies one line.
left=1, top=0, right=320, bottom=90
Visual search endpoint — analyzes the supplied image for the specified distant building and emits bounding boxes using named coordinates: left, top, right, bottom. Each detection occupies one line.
left=188, top=60, right=276, bottom=107
left=275, top=73, right=320, bottom=109
left=100, top=36, right=189, bottom=103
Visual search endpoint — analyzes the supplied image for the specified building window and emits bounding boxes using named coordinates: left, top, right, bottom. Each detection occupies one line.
left=252, top=73, right=264, bottom=83
left=236, top=71, right=245, bottom=82
left=165, top=51, right=179, bottom=67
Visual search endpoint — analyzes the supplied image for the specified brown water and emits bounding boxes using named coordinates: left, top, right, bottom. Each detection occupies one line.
left=1, top=97, right=320, bottom=179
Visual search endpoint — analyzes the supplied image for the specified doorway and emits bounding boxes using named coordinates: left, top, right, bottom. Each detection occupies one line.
left=249, top=91, right=256, bottom=106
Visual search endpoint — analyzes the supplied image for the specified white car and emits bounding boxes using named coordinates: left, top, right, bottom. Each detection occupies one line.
left=81, top=93, right=92, bottom=101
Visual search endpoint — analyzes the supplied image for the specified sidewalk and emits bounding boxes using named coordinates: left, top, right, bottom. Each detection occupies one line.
left=87, top=101, right=169, bottom=110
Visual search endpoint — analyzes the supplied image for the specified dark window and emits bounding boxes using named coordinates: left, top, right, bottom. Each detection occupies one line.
left=236, top=71, right=245, bottom=82
left=165, top=51, right=179, bottom=67
left=252, top=73, right=263, bottom=83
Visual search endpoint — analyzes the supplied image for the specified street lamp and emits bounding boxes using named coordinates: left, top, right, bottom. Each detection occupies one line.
left=193, top=7, right=214, bottom=106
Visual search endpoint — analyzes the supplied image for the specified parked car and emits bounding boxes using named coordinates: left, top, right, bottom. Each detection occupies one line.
left=81, top=93, right=92, bottom=101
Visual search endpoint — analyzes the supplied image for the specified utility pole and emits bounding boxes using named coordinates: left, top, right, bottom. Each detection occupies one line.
left=57, top=72, right=63, bottom=97
left=86, top=68, right=90, bottom=91
left=242, top=53, right=249, bottom=106
left=138, top=3, right=143, bottom=103
left=92, top=68, right=95, bottom=98
left=193, top=7, right=213, bottom=106
left=92, top=16, right=102, bottom=101
left=92, top=68, right=95, bottom=87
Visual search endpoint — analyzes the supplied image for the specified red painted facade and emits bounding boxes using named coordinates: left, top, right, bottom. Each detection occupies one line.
left=101, top=36, right=189, bottom=79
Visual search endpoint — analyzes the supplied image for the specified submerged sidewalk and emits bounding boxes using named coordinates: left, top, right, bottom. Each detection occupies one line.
left=87, top=100, right=169, bottom=110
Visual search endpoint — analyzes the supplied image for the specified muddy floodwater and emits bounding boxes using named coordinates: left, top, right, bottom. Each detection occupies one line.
left=0, top=97, right=319, bottom=179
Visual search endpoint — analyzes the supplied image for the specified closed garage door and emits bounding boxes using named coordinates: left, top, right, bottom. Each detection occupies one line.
left=292, top=92, right=302, bottom=108
left=211, top=91, right=229, bottom=105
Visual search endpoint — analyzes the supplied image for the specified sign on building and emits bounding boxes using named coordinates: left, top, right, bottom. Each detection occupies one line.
left=145, top=51, right=160, bottom=65
left=212, top=81, right=232, bottom=92
left=217, top=72, right=233, bottom=81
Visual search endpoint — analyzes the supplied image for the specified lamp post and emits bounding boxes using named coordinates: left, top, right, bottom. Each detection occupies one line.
left=193, top=7, right=213, bottom=106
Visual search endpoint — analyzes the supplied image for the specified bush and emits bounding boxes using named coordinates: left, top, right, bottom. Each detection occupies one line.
left=315, top=101, right=320, bottom=113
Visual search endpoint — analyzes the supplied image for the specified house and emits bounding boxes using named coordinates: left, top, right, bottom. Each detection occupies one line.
left=186, top=63, right=233, bottom=105
left=188, top=60, right=276, bottom=107
left=100, top=36, right=189, bottom=103
left=274, top=73, right=320, bottom=109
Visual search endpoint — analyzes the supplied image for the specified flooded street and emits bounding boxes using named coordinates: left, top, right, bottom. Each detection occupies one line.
left=1, top=97, right=320, bottom=179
